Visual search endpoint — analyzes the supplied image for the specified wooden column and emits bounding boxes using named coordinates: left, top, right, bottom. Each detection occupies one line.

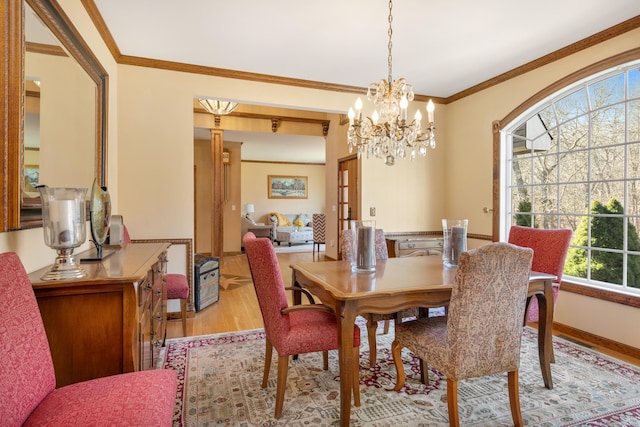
left=210, top=129, right=224, bottom=259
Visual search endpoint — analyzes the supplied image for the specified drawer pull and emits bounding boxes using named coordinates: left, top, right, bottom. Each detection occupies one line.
left=155, top=289, right=162, bottom=296
left=155, top=314, right=164, bottom=321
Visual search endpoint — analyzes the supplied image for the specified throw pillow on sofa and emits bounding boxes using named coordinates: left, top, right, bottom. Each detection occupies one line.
left=270, top=212, right=291, bottom=227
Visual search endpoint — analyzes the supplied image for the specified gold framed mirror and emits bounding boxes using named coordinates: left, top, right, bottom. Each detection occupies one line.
left=0, top=0, right=108, bottom=231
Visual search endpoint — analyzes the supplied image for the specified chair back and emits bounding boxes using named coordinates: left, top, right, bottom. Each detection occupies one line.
left=446, top=242, right=533, bottom=380
left=242, top=233, right=292, bottom=347
left=0, top=252, right=56, bottom=426
left=312, top=213, right=326, bottom=242
left=507, top=225, right=572, bottom=282
left=340, top=228, right=388, bottom=262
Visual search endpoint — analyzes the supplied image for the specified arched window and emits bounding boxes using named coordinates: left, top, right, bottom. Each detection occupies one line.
left=501, top=58, right=640, bottom=294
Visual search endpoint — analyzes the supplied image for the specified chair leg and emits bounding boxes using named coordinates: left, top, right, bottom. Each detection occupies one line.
left=446, top=379, right=460, bottom=427
left=419, top=358, right=429, bottom=385
left=180, top=298, right=187, bottom=336
left=353, top=347, right=361, bottom=407
left=391, top=339, right=405, bottom=391
left=508, top=370, right=524, bottom=427
left=383, top=319, right=390, bottom=334
left=366, top=318, right=378, bottom=368
left=274, top=354, right=289, bottom=419
left=322, top=350, right=329, bottom=370
left=262, top=339, right=273, bottom=388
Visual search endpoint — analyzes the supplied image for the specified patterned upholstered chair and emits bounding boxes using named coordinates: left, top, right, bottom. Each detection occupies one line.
left=0, top=252, right=177, bottom=426
left=312, top=213, right=326, bottom=254
left=243, top=232, right=361, bottom=419
left=340, top=228, right=420, bottom=368
left=507, top=225, right=572, bottom=323
left=391, top=243, right=533, bottom=427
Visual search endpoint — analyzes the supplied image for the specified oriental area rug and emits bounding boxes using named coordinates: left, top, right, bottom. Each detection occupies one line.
left=158, top=321, right=640, bottom=427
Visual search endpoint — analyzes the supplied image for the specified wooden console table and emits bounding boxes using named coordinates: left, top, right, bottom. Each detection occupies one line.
left=29, top=242, right=170, bottom=387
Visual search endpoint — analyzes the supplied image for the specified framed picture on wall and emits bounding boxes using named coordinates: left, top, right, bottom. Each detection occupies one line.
left=268, top=175, right=308, bottom=199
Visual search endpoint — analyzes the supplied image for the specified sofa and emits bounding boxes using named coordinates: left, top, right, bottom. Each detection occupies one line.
left=268, top=212, right=314, bottom=246
left=241, top=216, right=273, bottom=247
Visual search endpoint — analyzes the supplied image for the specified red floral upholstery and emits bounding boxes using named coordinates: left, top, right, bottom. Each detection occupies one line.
left=243, top=232, right=361, bottom=418
left=392, top=243, right=534, bottom=426
left=508, top=225, right=572, bottom=322
left=340, top=229, right=420, bottom=367
left=166, top=273, right=189, bottom=299
left=0, top=252, right=177, bottom=427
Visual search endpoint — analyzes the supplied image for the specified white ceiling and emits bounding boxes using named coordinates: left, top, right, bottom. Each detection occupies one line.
left=93, top=0, right=640, bottom=163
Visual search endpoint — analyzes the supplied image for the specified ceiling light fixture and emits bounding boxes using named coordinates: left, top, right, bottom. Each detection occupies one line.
left=347, top=0, right=436, bottom=166
left=198, top=98, right=239, bottom=116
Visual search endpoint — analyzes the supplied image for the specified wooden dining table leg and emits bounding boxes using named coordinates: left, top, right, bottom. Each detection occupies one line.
left=537, top=279, right=554, bottom=389
left=338, top=302, right=357, bottom=427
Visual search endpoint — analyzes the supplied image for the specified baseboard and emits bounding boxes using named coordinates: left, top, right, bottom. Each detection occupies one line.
left=553, top=321, right=640, bottom=361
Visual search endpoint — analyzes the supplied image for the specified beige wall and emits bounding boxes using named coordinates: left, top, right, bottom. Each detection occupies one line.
left=0, top=2, right=638, bottom=348
left=240, top=161, right=326, bottom=224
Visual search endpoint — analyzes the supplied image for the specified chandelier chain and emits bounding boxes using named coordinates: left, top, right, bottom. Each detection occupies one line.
left=387, top=0, right=393, bottom=84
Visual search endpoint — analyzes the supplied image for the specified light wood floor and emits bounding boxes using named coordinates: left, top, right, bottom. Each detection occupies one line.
left=166, top=251, right=640, bottom=367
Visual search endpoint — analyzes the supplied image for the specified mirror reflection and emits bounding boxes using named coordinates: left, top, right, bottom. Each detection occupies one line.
left=24, top=2, right=97, bottom=200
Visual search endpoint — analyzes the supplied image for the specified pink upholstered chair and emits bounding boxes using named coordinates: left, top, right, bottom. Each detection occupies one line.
left=391, top=243, right=533, bottom=427
left=124, top=225, right=189, bottom=336
left=243, top=232, right=361, bottom=419
left=507, top=225, right=572, bottom=323
left=340, top=228, right=420, bottom=368
left=0, top=252, right=177, bottom=426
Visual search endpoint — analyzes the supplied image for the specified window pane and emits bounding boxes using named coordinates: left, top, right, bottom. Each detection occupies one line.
left=628, top=254, right=640, bottom=289
left=559, top=150, right=588, bottom=183
left=538, top=104, right=557, bottom=129
left=533, top=185, right=557, bottom=214
left=510, top=187, right=531, bottom=213
left=533, top=153, right=558, bottom=184
left=629, top=99, right=640, bottom=142
left=592, top=104, right=625, bottom=147
left=590, top=181, right=624, bottom=210
left=588, top=74, right=624, bottom=109
left=629, top=68, right=640, bottom=99
left=558, top=115, right=589, bottom=151
left=555, top=88, right=588, bottom=124
left=591, top=250, right=623, bottom=285
left=628, top=143, right=640, bottom=179
left=511, top=158, right=532, bottom=186
left=629, top=181, right=640, bottom=219
left=590, top=146, right=625, bottom=180
left=559, top=183, right=589, bottom=215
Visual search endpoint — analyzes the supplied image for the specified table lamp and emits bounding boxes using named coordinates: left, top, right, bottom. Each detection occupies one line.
left=245, top=203, right=255, bottom=220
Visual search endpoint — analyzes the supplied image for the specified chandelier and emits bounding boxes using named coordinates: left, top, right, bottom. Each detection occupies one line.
left=347, top=0, right=436, bottom=166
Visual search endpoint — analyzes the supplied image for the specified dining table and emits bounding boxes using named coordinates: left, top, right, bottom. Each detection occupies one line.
left=290, top=255, right=557, bottom=427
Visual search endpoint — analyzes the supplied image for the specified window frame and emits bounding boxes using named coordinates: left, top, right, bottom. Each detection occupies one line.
left=493, top=48, right=640, bottom=309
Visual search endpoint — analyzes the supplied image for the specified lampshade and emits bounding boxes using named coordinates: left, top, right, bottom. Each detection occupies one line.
left=198, top=98, right=239, bottom=115
left=246, top=204, right=255, bottom=214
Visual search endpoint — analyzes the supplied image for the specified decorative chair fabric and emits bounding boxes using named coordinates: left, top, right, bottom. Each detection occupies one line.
left=243, top=232, right=360, bottom=356
left=0, top=252, right=177, bottom=427
left=507, top=225, right=572, bottom=322
left=312, top=213, right=326, bottom=253
left=392, top=243, right=533, bottom=425
left=243, top=232, right=361, bottom=418
left=394, top=242, right=533, bottom=379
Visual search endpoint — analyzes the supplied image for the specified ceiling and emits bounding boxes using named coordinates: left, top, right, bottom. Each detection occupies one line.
left=92, top=1, right=640, bottom=163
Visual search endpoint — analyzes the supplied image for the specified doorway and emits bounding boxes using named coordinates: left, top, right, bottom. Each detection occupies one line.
left=338, top=155, right=359, bottom=259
